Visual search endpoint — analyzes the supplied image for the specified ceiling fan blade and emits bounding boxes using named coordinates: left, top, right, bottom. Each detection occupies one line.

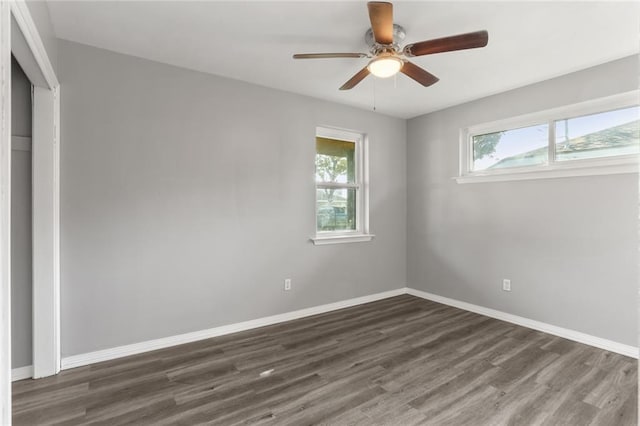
left=367, top=2, right=394, bottom=45
left=339, top=67, right=370, bottom=90
left=293, top=53, right=368, bottom=59
left=403, top=30, right=489, bottom=57
left=400, top=61, right=439, bottom=87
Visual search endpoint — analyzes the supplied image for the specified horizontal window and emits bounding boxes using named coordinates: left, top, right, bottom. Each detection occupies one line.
left=458, top=92, right=639, bottom=183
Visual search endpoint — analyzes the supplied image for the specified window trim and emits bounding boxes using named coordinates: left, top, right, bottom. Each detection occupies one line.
left=311, top=126, right=374, bottom=245
left=457, top=91, right=639, bottom=184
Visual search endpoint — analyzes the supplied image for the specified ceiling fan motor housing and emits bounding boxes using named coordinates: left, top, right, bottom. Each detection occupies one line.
left=365, top=24, right=406, bottom=53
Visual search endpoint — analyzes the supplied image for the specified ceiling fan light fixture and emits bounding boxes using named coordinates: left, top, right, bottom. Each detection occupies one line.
left=367, top=56, right=403, bottom=78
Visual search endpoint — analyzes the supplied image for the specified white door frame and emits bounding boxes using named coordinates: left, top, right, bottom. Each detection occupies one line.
left=1, top=1, right=14, bottom=422
left=1, top=0, right=60, bottom=422
left=12, top=0, right=60, bottom=380
left=31, top=84, right=60, bottom=379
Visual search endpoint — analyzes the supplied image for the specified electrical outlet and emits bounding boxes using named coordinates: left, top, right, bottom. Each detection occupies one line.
left=284, top=279, right=292, bottom=291
left=502, top=279, right=511, bottom=292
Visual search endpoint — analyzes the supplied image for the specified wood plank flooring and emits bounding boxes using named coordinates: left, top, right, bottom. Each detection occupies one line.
left=12, top=295, right=638, bottom=425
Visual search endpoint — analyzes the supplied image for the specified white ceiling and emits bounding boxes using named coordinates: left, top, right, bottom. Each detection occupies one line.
left=46, top=1, right=639, bottom=119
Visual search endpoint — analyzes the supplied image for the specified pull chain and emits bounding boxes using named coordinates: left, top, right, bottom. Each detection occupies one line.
left=373, top=77, right=376, bottom=112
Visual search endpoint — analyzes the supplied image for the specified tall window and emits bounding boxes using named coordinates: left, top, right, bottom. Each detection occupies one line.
left=313, top=127, right=372, bottom=245
left=458, top=92, right=639, bottom=182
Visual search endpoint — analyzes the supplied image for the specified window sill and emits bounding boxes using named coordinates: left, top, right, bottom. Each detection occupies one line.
left=455, top=160, right=638, bottom=184
left=310, top=234, right=375, bottom=245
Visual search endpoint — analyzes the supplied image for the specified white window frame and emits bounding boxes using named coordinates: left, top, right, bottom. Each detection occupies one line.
left=457, top=91, right=639, bottom=184
left=311, top=126, right=373, bottom=245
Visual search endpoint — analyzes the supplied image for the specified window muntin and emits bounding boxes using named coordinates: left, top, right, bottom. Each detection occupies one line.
left=554, top=106, right=639, bottom=162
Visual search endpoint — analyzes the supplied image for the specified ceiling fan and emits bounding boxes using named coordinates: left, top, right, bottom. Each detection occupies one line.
left=293, top=1, right=489, bottom=90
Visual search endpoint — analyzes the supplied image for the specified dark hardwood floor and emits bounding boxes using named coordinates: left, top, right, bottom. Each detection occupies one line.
left=12, top=295, right=638, bottom=425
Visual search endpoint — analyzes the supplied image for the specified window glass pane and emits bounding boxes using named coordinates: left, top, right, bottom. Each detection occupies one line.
left=472, top=124, right=549, bottom=171
left=316, top=137, right=355, bottom=183
left=555, top=106, right=640, bottom=161
left=316, top=188, right=356, bottom=232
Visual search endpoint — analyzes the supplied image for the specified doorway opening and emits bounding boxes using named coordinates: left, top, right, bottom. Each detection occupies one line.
left=1, top=3, right=61, bottom=421
left=10, top=54, right=33, bottom=381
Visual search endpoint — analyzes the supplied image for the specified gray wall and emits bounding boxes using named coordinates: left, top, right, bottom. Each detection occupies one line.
left=407, top=56, right=638, bottom=346
left=58, top=40, right=407, bottom=357
left=11, top=56, right=33, bottom=368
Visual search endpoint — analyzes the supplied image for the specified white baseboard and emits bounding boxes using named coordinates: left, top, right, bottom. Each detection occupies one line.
left=406, top=288, right=639, bottom=359
left=12, top=365, right=33, bottom=382
left=61, top=287, right=407, bottom=370
left=60, top=286, right=638, bottom=371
